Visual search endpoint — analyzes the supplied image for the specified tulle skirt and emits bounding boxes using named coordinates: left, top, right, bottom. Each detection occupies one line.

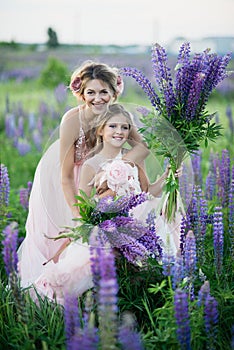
left=17, top=140, right=92, bottom=303
left=131, top=196, right=182, bottom=256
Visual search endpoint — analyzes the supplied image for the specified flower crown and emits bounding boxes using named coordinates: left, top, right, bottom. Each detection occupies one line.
left=71, top=76, right=82, bottom=93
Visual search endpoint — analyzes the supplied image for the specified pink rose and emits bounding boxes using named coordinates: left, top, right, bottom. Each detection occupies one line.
left=106, top=160, right=133, bottom=188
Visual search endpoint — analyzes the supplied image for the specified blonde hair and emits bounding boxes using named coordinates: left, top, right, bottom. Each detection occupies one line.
left=86, top=104, right=133, bottom=154
left=70, top=61, right=120, bottom=100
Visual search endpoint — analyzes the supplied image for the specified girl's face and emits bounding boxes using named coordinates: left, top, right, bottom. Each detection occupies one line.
left=83, top=79, right=114, bottom=115
left=99, top=114, right=131, bottom=148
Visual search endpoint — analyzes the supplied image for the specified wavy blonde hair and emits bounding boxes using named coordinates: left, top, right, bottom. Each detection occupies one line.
left=70, top=61, right=120, bottom=100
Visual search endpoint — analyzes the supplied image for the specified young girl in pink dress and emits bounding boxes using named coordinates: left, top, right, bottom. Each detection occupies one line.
left=17, top=62, right=149, bottom=301
left=32, top=104, right=182, bottom=304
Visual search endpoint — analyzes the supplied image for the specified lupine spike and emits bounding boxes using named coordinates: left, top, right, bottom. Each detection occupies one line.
left=204, top=294, right=219, bottom=348
left=151, top=43, right=176, bottom=117
left=213, top=206, right=224, bottom=275
left=97, top=243, right=119, bottom=350
left=0, top=164, right=10, bottom=215
left=174, top=288, right=191, bottom=350
left=64, top=293, right=80, bottom=350
left=120, top=67, right=162, bottom=110
left=2, top=222, right=19, bottom=276
left=229, top=167, right=234, bottom=257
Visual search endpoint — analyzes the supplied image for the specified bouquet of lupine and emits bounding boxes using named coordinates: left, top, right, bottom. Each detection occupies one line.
left=120, top=42, right=231, bottom=222
left=53, top=190, right=162, bottom=265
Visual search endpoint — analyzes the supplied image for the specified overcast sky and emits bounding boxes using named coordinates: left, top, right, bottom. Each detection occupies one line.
left=1, top=0, right=234, bottom=46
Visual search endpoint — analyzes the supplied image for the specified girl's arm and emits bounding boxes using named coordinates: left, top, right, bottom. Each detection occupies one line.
left=78, top=164, right=96, bottom=197
left=148, top=166, right=183, bottom=197
left=60, top=109, right=81, bottom=217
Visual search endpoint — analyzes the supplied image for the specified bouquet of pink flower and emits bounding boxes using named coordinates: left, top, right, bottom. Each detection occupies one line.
left=120, top=42, right=231, bottom=222
left=96, top=159, right=141, bottom=196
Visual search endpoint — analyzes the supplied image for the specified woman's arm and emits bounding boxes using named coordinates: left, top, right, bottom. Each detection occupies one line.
left=123, top=125, right=149, bottom=166
left=60, top=109, right=81, bottom=217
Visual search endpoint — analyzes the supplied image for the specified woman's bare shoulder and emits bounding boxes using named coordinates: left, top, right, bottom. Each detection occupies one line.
left=60, top=106, right=81, bottom=124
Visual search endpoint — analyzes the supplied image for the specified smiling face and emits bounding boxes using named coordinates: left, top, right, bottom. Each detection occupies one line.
left=83, top=79, right=114, bottom=115
left=98, top=114, right=131, bottom=149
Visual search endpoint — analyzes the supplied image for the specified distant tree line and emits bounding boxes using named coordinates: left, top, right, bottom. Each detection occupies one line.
left=47, top=27, right=59, bottom=48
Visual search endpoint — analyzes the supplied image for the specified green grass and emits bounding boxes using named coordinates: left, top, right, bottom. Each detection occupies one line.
left=0, top=72, right=234, bottom=349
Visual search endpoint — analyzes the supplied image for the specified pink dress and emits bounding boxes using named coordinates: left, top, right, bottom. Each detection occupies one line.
left=17, top=109, right=93, bottom=304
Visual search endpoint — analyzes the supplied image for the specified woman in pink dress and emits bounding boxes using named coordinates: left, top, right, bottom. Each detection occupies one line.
left=17, top=62, right=149, bottom=301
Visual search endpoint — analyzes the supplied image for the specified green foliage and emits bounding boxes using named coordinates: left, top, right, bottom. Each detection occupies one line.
left=47, top=27, right=59, bottom=48
left=39, top=57, right=69, bottom=89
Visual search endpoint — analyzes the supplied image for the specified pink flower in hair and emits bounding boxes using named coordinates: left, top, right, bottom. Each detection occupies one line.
left=71, top=76, right=82, bottom=93
left=116, top=75, right=124, bottom=95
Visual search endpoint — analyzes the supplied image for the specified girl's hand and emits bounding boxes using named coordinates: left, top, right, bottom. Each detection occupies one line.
left=164, top=164, right=183, bottom=179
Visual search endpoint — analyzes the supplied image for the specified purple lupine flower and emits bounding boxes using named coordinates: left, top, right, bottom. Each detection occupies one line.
left=121, top=192, right=149, bottom=214
left=118, top=313, right=144, bottom=350
left=5, top=113, right=16, bottom=138
left=205, top=171, right=216, bottom=201
left=54, top=83, right=67, bottom=104
left=179, top=162, right=193, bottom=211
left=17, top=116, right=24, bottom=138
left=37, top=116, right=43, bottom=134
left=0, top=164, right=10, bottom=210
left=68, top=291, right=99, bottom=350
left=32, top=129, right=42, bottom=152
left=197, top=281, right=210, bottom=307
left=99, top=215, right=151, bottom=249
left=136, top=106, right=151, bottom=117
left=93, top=193, right=148, bottom=225
left=16, top=138, right=31, bottom=156
left=151, top=43, right=176, bottom=117
left=183, top=186, right=208, bottom=266
left=204, top=295, right=219, bottom=347
left=28, top=112, right=36, bottom=131
left=120, top=67, right=162, bottom=111
left=229, top=168, right=234, bottom=257
left=213, top=207, right=224, bottom=275
left=144, top=209, right=163, bottom=259
left=186, top=72, right=206, bottom=121
left=2, top=222, right=19, bottom=276
left=191, top=151, right=202, bottom=187
left=64, top=293, right=80, bottom=350
left=161, top=252, right=175, bottom=277
left=198, top=53, right=231, bottom=115
left=19, top=181, right=32, bottom=210
left=184, top=230, right=197, bottom=300
left=226, top=105, right=234, bottom=135
left=118, top=236, right=149, bottom=265
left=39, top=101, right=49, bottom=116
left=97, top=243, right=119, bottom=350
left=70, top=328, right=99, bottom=350
left=174, top=288, right=191, bottom=350
left=95, top=195, right=127, bottom=213
left=174, top=42, right=191, bottom=107
left=218, top=149, right=231, bottom=207
left=171, top=256, right=185, bottom=290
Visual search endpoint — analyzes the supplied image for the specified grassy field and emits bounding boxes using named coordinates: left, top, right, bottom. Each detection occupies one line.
left=0, top=45, right=234, bottom=349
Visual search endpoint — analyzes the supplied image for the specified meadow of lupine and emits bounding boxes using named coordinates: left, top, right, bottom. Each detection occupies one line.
left=0, top=46, right=234, bottom=349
